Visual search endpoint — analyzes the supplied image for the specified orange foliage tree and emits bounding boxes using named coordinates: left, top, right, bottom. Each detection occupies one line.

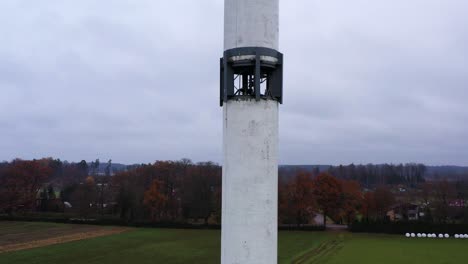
left=279, top=171, right=316, bottom=226
left=0, top=159, right=51, bottom=213
left=360, top=186, right=395, bottom=221
left=312, top=172, right=342, bottom=227
left=338, top=179, right=363, bottom=224
left=144, top=179, right=168, bottom=221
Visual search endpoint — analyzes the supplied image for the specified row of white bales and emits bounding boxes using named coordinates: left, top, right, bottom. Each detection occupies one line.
left=405, top=233, right=468, bottom=238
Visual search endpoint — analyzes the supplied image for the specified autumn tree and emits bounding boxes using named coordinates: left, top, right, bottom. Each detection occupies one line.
left=359, top=187, right=395, bottom=221
left=152, top=161, right=182, bottom=221
left=312, top=172, right=342, bottom=227
left=279, top=171, right=316, bottom=227
left=69, top=176, right=97, bottom=217
left=338, top=180, right=363, bottom=224
left=144, top=179, right=168, bottom=221
left=0, top=159, right=51, bottom=213
left=112, top=159, right=222, bottom=223
left=373, top=186, right=395, bottom=220
left=113, top=169, right=147, bottom=221
left=181, top=162, right=220, bottom=224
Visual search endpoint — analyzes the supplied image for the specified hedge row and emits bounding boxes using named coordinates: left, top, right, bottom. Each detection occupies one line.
left=0, top=214, right=326, bottom=231
left=349, top=220, right=468, bottom=234
left=278, top=225, right=326, bottom=231
left=0, top=214, right=220, bottom=229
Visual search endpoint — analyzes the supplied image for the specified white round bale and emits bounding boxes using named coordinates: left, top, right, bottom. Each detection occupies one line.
left=405, top=233, right=410, bottom=238
left=411, top=233, right=415, bottom=238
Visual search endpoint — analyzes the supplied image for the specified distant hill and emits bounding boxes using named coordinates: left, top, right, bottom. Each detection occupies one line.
left=91, top=162, right=468, bottom=181
left=91, top=162, right=130, bottom=175
left=279, top=164, right=468, bottom=181
left=425, top=166, right=468, bottom=180
left=279, top=165, right=331, bottom=173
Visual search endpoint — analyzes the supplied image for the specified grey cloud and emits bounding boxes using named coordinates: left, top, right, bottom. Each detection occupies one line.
left=0, top=0, right=467, bottom=165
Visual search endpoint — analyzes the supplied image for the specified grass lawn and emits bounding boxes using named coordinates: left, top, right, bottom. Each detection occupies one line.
left=0, top=221, right=121, bottom=248
left=325, top=233, right=468, bottom=264
left=0, top=222, right=467, bottom=264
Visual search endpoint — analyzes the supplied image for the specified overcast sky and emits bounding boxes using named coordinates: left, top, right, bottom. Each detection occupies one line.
left=1, top=0, right=467, bottom=165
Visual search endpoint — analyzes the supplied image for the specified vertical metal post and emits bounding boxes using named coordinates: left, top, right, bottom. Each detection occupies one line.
left=255, top=54, right=261, bottom=101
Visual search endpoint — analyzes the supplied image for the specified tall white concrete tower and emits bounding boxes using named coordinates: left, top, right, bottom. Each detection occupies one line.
left=220, top=1, right=283, bottom=263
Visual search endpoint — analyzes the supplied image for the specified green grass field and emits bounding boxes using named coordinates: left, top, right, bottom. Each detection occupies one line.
left=0, top=222, right=467, bottom=264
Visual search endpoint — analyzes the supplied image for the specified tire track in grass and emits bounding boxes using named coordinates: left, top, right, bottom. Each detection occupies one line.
left=0, top=227, right=133, bottom=253
left=291, top=237, right=344, bottom=264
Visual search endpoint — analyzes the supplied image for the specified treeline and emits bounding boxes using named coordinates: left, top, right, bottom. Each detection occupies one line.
left=279, top=171, right=362, bottom=227
left=113, top=160, right=221, bottom=223
left=0, top=158, right=93, bottom=214
left=281, top=163, right=427, bottom=188
left=279, top=171, right=407, bottom=227
left=329, top=163, right=426, bottom=187
left=282, top=171, right=468, bottom=226
left=1, top=158, right=467, bottom=229
left=0, top=158, right=381, bottom=226
left=0, top=158, right=222, bottom=224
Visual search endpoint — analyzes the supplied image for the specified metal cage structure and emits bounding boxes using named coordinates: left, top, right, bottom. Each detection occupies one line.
left=220, top=47, right=283, bottom=106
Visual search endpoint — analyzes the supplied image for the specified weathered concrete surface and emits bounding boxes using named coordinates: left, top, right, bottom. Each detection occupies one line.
left=222, top=98, right=279, bottom=264
left=222, top=1, right=280, bottom=263
left=224, top=0, right=279, bottom=51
